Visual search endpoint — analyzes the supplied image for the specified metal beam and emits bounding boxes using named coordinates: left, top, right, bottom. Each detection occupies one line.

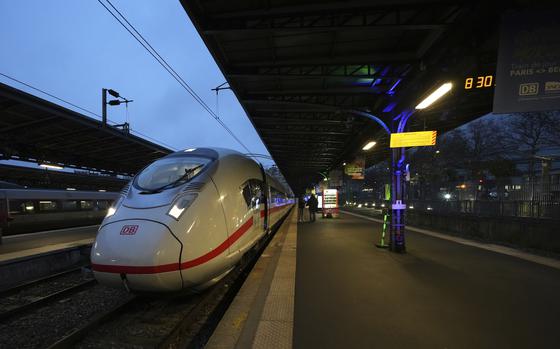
left=58, top=136, right=121, bottom=149
left=32, top=126, right=92, bottom=143
left=264, top=138, right=345, bottom=144
left=204, top=25, right=445, bottom=35
left=254, top=119, right=345, bottom=126
left=227, top=64, right=404, bottom=79
left=273, top=157, right=340, bottom=162
left=208, top=2, right=459, bottom=22
left=230, top=52, right=418, bottom=68
left=245, top=87, right=385, bottom=96
left=79, top=141, right=132, bottom=155
left=243, top=96, right=367, bottom=109
left=274, top=158, right=338, bottom=163
left=0, top=115, right=59, bottom=133
left=260, top=129, right=351, bottom=136
left=269, top=152, right=341, bottom=157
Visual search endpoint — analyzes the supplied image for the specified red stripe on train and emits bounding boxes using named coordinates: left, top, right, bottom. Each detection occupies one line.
left=92, top=217, right=254, bottom=274
left=180, top=217, right=253, bottom=269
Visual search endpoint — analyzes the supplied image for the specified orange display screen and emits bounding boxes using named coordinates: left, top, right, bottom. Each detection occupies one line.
left=464, top=75, right=495, bottom=89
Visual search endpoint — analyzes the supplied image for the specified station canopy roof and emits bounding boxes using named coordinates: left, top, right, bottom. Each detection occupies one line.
left=0, top=164, right=127, bottom=192
left=0, top=82, right=172, bottom=177
left=182, top=0, right=513, bottom=193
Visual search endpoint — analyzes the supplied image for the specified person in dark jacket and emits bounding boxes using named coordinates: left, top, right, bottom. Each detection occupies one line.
left=307, top=194, right=318, bottom=222
left=297, top=196, right=306, bottom=222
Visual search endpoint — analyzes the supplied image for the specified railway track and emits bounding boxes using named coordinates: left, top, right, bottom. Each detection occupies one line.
left=0, top=266, right=97, bottom=322
left=0, top=209, right=291, bottom=349
left=48, top=210, right=291, bottom=349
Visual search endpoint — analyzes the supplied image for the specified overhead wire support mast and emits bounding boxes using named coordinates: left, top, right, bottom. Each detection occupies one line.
left=97, top=0, right=251, bottom=154
left=102, top=88, right=133, bottom=132
left=211, top=82, right=231, bottom=120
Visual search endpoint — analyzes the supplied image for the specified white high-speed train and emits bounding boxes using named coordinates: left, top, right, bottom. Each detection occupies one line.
left=91, top=148, right=293, bottom=292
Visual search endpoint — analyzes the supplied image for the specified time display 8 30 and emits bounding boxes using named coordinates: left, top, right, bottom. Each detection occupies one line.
left=464, top=75, right=495, bottom=89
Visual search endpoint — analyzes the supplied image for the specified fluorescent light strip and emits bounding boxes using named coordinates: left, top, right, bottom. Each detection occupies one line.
left=415, top=82, right=453, bottom=109
left=362, top=141, right=376, bottom=150
left=40, top=163, right=63, bottom=170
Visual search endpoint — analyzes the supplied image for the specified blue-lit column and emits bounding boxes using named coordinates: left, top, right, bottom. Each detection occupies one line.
left=389, top=110, right=413, bottom=253
left=348, top=108, right=409, bottom=252
left=390, top=146, right=406, bottom=252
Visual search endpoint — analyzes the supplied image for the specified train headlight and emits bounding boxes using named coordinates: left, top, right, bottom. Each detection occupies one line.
left=105, top=196, right=124, bottom=218
left=168, top=193, right=197, bottom=220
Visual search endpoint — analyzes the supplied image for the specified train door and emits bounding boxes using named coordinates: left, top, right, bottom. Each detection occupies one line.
left=259, top=165, right=269, bottom=231
left=0, top=192, right=6, bottom=244
left=249, top=180, right=265, bottom=234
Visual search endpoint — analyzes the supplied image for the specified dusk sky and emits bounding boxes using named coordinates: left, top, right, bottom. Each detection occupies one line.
left=0, top=1, right=274, bottom=166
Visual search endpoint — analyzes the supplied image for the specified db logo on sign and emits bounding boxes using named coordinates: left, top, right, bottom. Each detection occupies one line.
left=519, top=83, right=539, bottom=96
left=120, top=225, right=139, bottom=235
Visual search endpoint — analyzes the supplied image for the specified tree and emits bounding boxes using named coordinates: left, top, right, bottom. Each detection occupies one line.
left=506, top=112, right=554, bottom=199
left=463, top=118, right=510, bottom=178
left=542, top=111, right=560, bottom=147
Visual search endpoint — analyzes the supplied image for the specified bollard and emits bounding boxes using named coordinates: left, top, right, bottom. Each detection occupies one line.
left=375, top=210, right=390, bottom=249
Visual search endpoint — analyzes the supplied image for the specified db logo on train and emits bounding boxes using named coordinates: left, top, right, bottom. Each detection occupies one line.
left=120, top=225, right=139, bottom=235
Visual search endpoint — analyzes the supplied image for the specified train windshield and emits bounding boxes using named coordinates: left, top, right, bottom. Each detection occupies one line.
left=135, top=156, right=210, bottom=192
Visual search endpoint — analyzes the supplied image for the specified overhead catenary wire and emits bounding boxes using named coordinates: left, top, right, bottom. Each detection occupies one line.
left=0, top=72, right=101, bottom=120
left=0, top=71, right=178, bottom=151
left=97, top=0, right=252, bottom=154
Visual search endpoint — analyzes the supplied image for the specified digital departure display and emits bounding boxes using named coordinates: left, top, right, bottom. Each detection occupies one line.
left=464, top=75, right=495, bottom=89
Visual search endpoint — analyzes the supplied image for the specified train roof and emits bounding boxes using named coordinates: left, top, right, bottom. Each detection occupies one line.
left=164, top=147, right=292, bottom=195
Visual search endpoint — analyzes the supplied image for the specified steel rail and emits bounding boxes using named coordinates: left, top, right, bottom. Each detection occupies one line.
left=0, top=278, right=97, bottom=322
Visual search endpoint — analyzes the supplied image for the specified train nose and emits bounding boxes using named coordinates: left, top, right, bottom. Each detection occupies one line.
left=91, top=220, right=183, bottom=292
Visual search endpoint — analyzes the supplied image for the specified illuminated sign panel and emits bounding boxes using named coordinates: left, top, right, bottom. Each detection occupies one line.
left=390, top=131, right=437, bottom=148
left=344, top=156, right=365, bottom=180
left=464, top=75, right=495, bottom=89
left=493, top=11, right=560, bottom=113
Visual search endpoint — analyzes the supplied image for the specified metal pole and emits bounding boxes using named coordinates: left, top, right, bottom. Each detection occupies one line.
left=102, top=88, right=107, bottom=126
left=390, top=146, right=406, bottom=252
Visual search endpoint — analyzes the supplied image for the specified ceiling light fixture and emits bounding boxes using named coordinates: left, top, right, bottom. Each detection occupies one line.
left=415, top=82, right=453, bottom=109
left=362, top=141, right=376, bottom=150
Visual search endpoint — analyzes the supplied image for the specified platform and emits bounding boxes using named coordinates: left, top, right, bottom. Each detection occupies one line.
left=209, top=210, right=560, bottom=348
left=0, top=225, right=98, bottom=263
left=207, top=210, right=297, bottom=349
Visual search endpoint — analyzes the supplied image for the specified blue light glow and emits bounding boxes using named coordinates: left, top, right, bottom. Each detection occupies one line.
left=350, top=110, right=390, bottom=135
left=383, top=102, right=396, bottom=113
left=387, top=79, right=402, bottom=95
left=354, top=78, right=374, bottom=86
left=371, top=78, right=382, bottom=87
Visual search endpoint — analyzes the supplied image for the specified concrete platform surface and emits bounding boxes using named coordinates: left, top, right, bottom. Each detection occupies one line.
left=0, top=225, right=98, bottom=263
left=294, top=212, right=560, bottom=349
left=207, top=210, right=297, bottom=349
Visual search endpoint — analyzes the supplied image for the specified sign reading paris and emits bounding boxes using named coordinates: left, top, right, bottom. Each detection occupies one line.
left=493, top=11, right=560, bottom=113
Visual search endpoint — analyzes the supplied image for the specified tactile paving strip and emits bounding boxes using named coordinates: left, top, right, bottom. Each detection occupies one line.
left=251, top=214, right=297, bottom=348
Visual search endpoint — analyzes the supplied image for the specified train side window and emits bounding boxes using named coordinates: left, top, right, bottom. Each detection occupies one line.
left=250, top=180, right=263, bottom=209
left=62, top=200, right=79, bottom=211
left=38, top=200, right=58, bottom=212
left=9, top=200, right=35, bottom=215
left=80, top=200, right=94, bottom=210
left=242, top=183, right=252, bottom=208
left=270, top=187, right=281, bottom=204
left=97, top=200, right=109, bottom=210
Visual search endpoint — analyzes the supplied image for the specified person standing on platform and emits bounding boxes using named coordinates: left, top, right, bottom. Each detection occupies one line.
left=298, top=195, right=306, bottom=222
left=307, top=194, right=318, bottom=222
